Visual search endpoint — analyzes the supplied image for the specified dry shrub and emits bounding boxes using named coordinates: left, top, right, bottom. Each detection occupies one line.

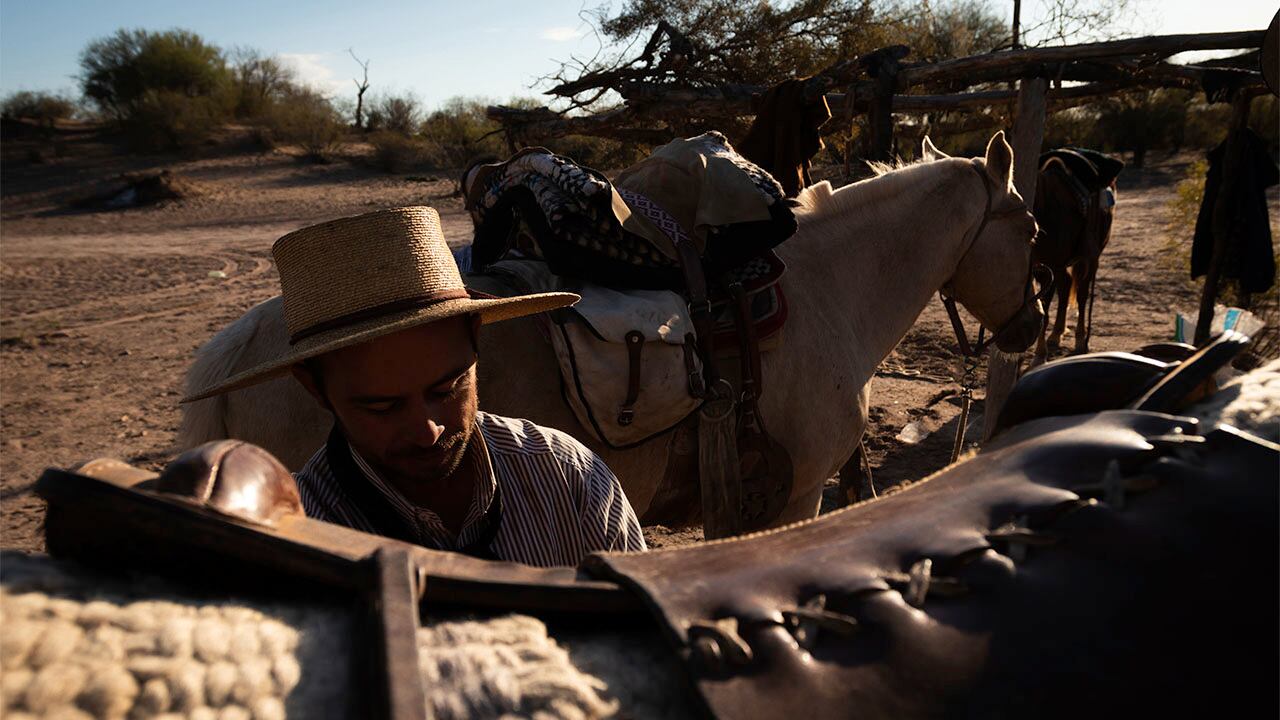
left=369, top=130, right=425, bottom=173
left=538, top=134, right=648, bottom=171
left=366, top=95, right=422, bottom=135
left=1, top=91, right=77, bottom=125
left=260, top=88, right=343, bottom=162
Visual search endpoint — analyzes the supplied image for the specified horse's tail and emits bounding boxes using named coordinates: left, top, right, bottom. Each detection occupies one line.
left=176, top=297, right=279, bottom=450
left=1067, top=264, right=1083, bottom=310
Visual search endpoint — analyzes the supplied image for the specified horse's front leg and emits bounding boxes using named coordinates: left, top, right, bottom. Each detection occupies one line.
left=1031, top=325, right=1050, bottom=367
left=1046, top=264, right=1071, bottom=353
left=836, top=437, right=874, bottom=506
left=1073, top=259, right=1097, bottom=354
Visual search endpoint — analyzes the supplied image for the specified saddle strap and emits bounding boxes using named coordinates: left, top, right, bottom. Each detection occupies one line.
left=675, top=235, right=721, bottom=392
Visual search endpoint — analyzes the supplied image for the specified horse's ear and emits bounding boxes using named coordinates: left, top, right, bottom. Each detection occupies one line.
left=984, top=131, right=1014, bottom=190
left=921, top=136, right=948, bottom=161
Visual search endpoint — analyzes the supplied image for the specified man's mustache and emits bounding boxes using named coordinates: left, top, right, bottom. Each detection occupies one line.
left=393, top=428, right=466, bottom=461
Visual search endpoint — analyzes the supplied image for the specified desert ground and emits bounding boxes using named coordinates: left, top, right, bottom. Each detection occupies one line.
left=2, top=124, right=1275, bottom=551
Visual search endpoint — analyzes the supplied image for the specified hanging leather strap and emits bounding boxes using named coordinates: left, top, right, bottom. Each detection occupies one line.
left=618, top=330, right=644, bottom=426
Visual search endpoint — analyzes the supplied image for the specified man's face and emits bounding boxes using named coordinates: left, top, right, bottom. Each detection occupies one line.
left=295, top=316, right=479, bottom=487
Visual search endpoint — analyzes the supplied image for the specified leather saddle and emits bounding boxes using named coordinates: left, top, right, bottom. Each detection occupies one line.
left=36, top=336, right=1277, bottom=718
left=1040, top=147, right=1124, bottom=193
left=467, top=142, right=800, bottom=535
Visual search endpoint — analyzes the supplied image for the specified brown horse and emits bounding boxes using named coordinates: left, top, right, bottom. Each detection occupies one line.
left=1031, top=151, right=1120, bottom=361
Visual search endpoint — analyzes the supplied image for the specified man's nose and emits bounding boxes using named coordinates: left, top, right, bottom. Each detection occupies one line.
left=418, top=418, right=446, bottom=447
left=409, top=405, right=447, bottom=447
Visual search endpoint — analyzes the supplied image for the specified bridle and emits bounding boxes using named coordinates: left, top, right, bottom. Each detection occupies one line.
left=940, top=159, right=1054, bottom=462
left=939, top=159, right=1054, bottom=360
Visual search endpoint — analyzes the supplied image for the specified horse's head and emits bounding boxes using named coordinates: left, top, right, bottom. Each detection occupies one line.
left=925, top=132, right=1045, bottom=353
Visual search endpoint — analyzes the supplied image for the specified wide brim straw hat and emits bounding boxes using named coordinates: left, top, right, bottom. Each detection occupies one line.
left=183, top=206, right=578, bottom=401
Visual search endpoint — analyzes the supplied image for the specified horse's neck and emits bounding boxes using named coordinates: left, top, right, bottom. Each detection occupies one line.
left=784, top=160, right=981, bottom=381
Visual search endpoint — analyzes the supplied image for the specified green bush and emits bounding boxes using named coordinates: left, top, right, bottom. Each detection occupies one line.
left=369, top=130, right=425, bottom=172
left=1, top=91, right=78, bottom=124
left=124, top=89, right=228, bottom=150
left=419, top=97, right=507, bottom=169
left=260, top=88, right=344, bottom=162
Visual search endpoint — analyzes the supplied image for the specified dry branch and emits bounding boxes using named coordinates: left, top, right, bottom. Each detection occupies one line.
left=494, top=30, right=1268, bottom=145
left=898, top=30, right=1265, bottom=87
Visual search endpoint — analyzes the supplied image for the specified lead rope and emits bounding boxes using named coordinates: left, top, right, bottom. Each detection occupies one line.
left=950, top=328, right=984, bottom=463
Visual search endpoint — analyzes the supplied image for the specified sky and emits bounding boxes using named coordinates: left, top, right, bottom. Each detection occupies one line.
left=1, top=0, right=1275, bottom=112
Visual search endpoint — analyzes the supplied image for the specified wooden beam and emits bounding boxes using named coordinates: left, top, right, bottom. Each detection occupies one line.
left=983, top=76, right=1047, bottom=442
left=899, top=30, right=1266, bottom=88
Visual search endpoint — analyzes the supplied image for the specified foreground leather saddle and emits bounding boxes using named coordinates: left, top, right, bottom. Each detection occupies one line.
left=36, top=336, right=1278, bottom=719
left=589, top=410, right=1276, bottom=717
left=992, top=331, right=1248, bottom=435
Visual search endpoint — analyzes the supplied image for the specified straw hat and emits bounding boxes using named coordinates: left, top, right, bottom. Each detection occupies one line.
left=183, top=206, right=578, bottom=401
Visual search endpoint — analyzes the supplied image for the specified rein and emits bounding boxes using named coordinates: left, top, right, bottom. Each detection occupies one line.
left=941, top=160, right=1054, bottom=462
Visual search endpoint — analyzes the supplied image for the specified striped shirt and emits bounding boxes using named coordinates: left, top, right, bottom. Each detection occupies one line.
left=295, top=411, right=646, bottom=567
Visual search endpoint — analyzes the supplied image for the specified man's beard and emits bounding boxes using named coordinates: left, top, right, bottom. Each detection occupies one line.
left=386, top=423, right=473, bottom=485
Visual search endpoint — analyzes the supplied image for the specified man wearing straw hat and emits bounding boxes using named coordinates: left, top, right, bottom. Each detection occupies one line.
left=185, top=206, right=646, bottom=566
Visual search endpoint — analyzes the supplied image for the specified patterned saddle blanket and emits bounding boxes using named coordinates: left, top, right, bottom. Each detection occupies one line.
left=465, top=132, right=798, bottom=290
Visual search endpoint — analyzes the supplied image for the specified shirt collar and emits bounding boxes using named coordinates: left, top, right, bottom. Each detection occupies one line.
left=346, top=419, right=497, bottom=548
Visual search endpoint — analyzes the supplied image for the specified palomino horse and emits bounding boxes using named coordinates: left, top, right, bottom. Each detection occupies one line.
left=178, top=132, right=1043, bottom=528
left=1031, top=153, right=1118, bottom=360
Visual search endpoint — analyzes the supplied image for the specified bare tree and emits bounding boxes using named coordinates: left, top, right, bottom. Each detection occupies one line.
left=1010, top=0, right=1136, bottom=47
left=349, top=49, right=370, bottom=130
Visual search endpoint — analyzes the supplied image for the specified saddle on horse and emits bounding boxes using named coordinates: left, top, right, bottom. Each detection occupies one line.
left=36, top=334, right=1278, bottom=719
left=465, top=133, right=800, bottom=534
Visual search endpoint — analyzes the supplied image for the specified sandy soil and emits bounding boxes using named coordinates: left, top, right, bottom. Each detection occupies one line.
left=2, top=124, right=1274, bottom=551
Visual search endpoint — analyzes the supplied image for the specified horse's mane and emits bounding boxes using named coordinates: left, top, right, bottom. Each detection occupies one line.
left=792, top=157, right=962, bottom=222
left=866, top=155, right=931, bottom=177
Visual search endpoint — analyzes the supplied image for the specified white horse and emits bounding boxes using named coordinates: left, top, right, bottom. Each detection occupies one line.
left=178, top=133, right=1043, bottom=527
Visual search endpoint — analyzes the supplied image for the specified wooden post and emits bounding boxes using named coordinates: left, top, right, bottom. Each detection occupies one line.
left=1193, top=90, right=1256, bottom=344
left=867, top=53, right=901, bottom=162
left=983, top=76, right=1047, bottom=441
left=370, top=548, right=428, bottom=720
left=1012, top=0, right=1022, bottom=48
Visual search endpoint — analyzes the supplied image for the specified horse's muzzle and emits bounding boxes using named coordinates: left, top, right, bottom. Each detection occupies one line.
left=995, top=300, right=1046, bottom=353
left=994, top=264, right=1053, bottom=353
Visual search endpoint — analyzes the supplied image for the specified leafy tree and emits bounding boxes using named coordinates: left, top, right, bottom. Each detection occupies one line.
left=228, top=47, right=297, bottom=119
left=79, top=29, right=231, bottom=121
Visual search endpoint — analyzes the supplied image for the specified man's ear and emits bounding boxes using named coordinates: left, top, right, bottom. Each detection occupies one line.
left=291, top=363, right=332, bottom=411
